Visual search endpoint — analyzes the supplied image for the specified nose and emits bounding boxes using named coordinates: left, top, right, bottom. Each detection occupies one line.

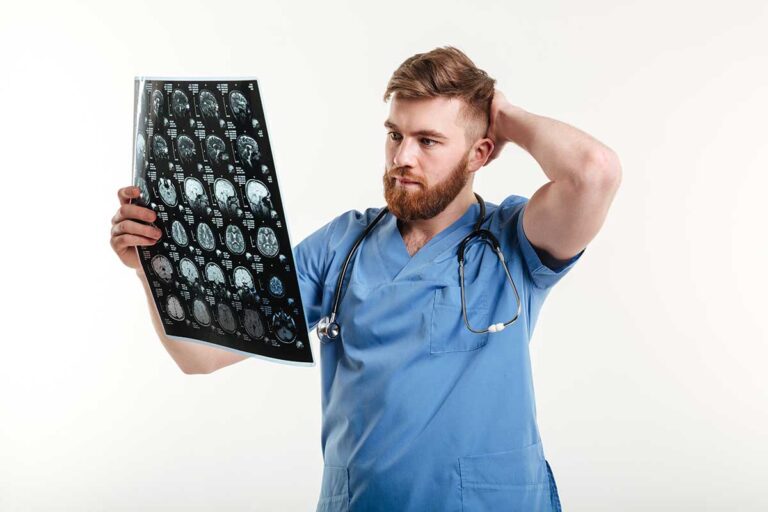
left=392, top=136, right=418, bottom=168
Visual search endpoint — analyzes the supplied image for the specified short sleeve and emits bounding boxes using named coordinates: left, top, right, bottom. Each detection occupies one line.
left=501, top=195, right=586, bottom=290
left=292, top=217, right=339, bottom=331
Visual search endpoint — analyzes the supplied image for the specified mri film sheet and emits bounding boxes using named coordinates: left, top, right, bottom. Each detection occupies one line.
left=131, top=77, right=313, bottom=366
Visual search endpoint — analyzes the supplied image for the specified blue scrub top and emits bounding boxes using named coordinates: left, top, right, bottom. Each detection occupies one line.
left=293, top=194, right=584, bottom=512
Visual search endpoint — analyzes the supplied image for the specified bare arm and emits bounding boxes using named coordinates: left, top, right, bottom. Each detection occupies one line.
left=136, top=268, right=248, bottom=374
left=484, top=90, right=622, bottom=263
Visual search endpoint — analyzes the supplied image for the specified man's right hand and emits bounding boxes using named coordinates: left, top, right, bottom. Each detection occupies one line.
left=110, top=185, right=163, bottom=271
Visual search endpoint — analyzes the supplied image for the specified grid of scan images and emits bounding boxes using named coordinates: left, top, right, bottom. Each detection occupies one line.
left=131, top=77, right=313, bottom=365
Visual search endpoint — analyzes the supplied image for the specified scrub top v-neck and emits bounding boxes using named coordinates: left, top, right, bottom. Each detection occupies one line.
left=293, top=194, right=584, bottom=512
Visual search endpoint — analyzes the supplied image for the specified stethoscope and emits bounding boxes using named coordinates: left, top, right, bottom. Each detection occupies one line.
left=316, top=193, right=521, bottom=342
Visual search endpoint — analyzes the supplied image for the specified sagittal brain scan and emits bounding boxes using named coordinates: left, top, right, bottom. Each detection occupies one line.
left=171, top=89, right=194, bottom=129
left=245, top=179, right=274, bottom=219
left=177, top=135, right=197, bottom=165
left=183, top=177, right=211, bottom=216
left=233, top=266, right=255, bottom=290
left=237, top=135, right=261, bottom=168
left=214, top=178, right=242, bottom=217
left=132, top=77, right=312, bottom=365
left=205, top=135, right=230, bottom=167
left=205, top=262, right=226, bottom=286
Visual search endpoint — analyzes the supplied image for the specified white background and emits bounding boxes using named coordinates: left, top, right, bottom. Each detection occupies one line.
left=1, top=0, right=766, bottom=510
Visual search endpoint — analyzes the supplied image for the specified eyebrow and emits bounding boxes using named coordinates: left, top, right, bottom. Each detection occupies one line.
left=384, top=120, right=448, bottom=140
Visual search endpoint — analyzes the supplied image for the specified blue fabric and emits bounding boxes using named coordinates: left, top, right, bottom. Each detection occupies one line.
left=293, top=194, right=584, bottom=512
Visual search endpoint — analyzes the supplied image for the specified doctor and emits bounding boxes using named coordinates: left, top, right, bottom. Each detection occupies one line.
left=110, top=46, right=621, bottom=511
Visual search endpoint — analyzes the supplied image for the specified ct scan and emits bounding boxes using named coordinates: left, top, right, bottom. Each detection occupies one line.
left=131, top=77, right=313, bottom=366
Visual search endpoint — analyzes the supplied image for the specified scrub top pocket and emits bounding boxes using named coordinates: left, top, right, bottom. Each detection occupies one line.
left=430, top=284, right=490, bottom=354
left=459, top=442, right=556, bottom=511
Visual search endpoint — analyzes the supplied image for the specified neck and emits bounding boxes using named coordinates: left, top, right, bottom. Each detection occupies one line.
left=397, top=187, right=477, bottom=245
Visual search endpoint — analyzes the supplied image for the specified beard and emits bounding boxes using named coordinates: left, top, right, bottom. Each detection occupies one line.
left=382, top=152, right=470, bottom=221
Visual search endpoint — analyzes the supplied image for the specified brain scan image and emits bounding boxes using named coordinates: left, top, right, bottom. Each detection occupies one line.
left=271, top=310, right=297, bottom=343
left=183, top=177, right=211, bottom=216
left=177, top=135, right=198, bottom=165
left=256, top=226, right=279, bottom=257
left=205, top=135, right=230, bottom=167
left=228, top=90, right=253, bottom=125
left=225, top=224, right=246, bottom=255
left=245, top=180, right=273, bottom=219
left=150, top=90, right=168, bottom=127
left=170, top=220, right=188, bottom=247
left=171, top=89, right=194, bottom=128
left=133, top=79, right=310, bottom=363
left=243, top=308, right=265, bottom=340
left=134, top=176, right=151, bottom=207
left=198, top=89, right=225, bottom=128
left=215, top=303, right=238, bottom=333
left=236, top=135, right=260, bottom=168
left=233, top=266, right=254, bottom=290
left=196, top=222, right=216, bottom=251
left=192, top=298, right=211, bottom=326
left=152, top=134, right=170, bottom=162
left=179, top=258, right=200, bottom=284
left=214, top=179, right=241, bottom=217
left=157, top=177, right=178, bottom=207
left=165, top=295, right=186, bottom=321
left=205, top=262, right=226, bottom=286
left=268, top=275, right=285, bottom=297
left=150, top=254, right=174, bottom=282
left=135, top=133, right=147, bottom=173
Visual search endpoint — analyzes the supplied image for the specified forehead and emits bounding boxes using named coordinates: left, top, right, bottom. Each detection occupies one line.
left=385, top=96, right=466, bottom=138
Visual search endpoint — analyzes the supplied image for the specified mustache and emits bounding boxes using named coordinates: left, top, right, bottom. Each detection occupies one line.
left=386, top=167, right=423, bottom=185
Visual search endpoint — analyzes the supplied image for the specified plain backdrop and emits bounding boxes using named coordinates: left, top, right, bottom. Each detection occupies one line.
left=1, top=0, right=766, bottom=510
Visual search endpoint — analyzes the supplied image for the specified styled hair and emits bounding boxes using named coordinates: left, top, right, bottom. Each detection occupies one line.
left=383, top=46, right=496, bottom=146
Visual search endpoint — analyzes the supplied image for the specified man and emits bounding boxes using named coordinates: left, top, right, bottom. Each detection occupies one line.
left=110, top=46, right=621, bottom=511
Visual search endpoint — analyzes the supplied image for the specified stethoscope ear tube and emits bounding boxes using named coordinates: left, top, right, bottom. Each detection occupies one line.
left=317, top=207, right=389, bottom=342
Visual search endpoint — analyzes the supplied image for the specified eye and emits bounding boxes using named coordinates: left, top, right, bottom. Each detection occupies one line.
left=388, top=131, right=402, bottom=141
left=420, top=138, right=437, bottom=147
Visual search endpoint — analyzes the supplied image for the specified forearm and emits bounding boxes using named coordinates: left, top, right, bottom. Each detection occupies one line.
left=497, top=105, right=618, bottom=184
left=136, top=269, right=246, bottom=374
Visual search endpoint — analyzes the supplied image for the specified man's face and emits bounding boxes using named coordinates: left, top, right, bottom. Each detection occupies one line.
left=382, top=96, right=476, bottom=221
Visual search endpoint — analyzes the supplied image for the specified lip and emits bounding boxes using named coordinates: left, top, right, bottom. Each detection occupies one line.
left=395, top=177, right=421, bottom=186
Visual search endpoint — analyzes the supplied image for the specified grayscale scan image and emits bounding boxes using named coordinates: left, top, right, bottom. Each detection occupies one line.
left=130, top=77, right=312, bottom=365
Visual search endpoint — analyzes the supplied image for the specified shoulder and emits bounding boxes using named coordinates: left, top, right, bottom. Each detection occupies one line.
left=293, top=206, right=385, bottom=280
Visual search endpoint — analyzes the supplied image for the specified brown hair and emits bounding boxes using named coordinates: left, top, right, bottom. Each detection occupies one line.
left=383, top=46, right=496, bottom=146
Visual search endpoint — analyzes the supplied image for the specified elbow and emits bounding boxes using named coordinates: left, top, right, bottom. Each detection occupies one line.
left=576, top=148, right=622, bottom=190
left=179, top=363, right=212, bottom=375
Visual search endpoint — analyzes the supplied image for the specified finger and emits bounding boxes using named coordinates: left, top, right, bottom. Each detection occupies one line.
left=118, top=185, right=140, bottom=205
left=112, top=203, right=158, bottom=225
left=111, top=233, right=161, bottom=251
left=111, top=219, right=163, bottom=239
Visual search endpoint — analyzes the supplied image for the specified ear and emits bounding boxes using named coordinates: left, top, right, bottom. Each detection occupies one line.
left=467, top=137, right=495, bottom=172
